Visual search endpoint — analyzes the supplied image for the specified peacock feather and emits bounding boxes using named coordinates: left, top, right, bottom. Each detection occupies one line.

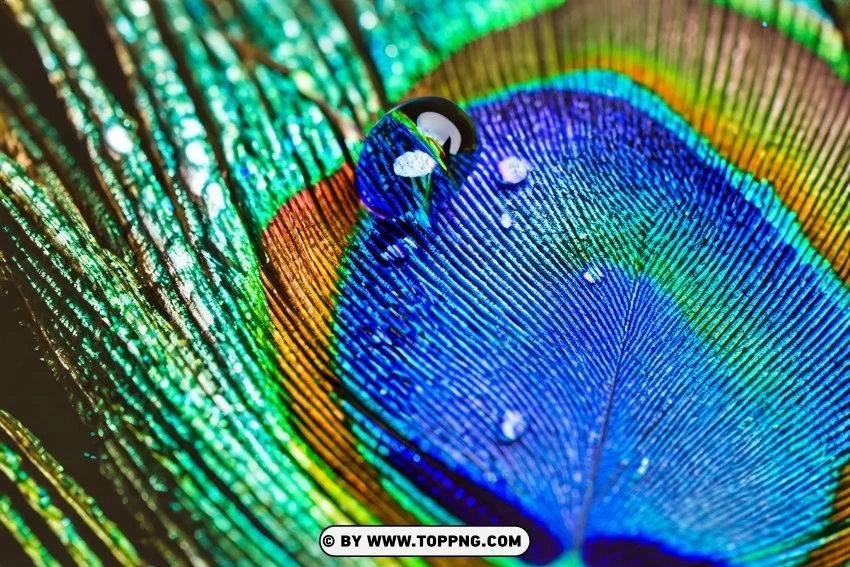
left=0, top=0, right=848, bottom=565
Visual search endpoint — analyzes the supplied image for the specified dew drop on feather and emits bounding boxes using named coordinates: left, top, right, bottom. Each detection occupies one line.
left=497, top=156, right=530, bottom=184
left=105, top=123, right=134, bottom=155
left=499, top=410, right=527, bottom=443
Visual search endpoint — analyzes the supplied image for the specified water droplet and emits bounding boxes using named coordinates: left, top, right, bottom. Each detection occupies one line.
left=417, top=112, right=462, bottom=154
left=184, top=166, right=209, bottom=196
left=497, top=156, right=529, bottom=185
left=185, top=140, right=209, bottom=166
left=380, top=242, right=406, bottom=263
left=583, top=265, right=604, bottom=284
left=150, top=475, right=168, bottom=492
left=393, top=150, right=437, bottom=177
left=292, top=69, right=315, bottom=92
left=637, top=457, right=649, bottom=476
left=181, top=118, right=204, bottom=139
left=129, top=0, right=150, bottom=18
left=206, top=183, right=225, bottom=218
left=283, top=19, right=301, bottom=38
left=359, top=11, right=378, bottom=30
left=67, top=50, right=82, bottom=67
left=105, top=123, right=134, bottom=155
left=499, top=410, right=527, bottom=443
left=499, top=212, right=513, bottom=229
left=318, top=37, right=335, bottom=54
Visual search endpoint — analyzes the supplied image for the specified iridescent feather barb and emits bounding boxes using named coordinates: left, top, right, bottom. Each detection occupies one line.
left=0, top=0, right=848, bottom=565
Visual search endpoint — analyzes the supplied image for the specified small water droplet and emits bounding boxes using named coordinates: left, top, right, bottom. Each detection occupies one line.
left=67, top=50, right=82, bottom=67
left=499, top=212, right=512, bottom=229
left=150, top=475, right=168, bottom=492
left=637, top=457, right=649, bottom=476
left=129, top=0, right=150, bottom=18
left=184, top=166, right=209, bottom=196
left=583, top=265, right=604, bottom=284
left=292, top=69, right=315, bottom=92
left=499, top=410, right=527, bottom=443
left=206, top=183, right=225, bottom=218
left=185, top=140, right=210, bottom=167
left=497, top=156, right=529, bottom=185
left=380, top=242, right=406, bottom=263
left=318, top=37, right=335, bottom=54
left=181, top=118, right=204, bottom=139
left=283, top=19, right=301, bottom=38
left=359, top=11, right=378, bottom=30
left=105, top=123, right=134, bottom=155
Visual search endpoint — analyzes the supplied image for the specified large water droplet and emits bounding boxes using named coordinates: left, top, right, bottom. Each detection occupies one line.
left=393, top=150, right=438, bottom=177
left=417, top=111, right=462, bottom=154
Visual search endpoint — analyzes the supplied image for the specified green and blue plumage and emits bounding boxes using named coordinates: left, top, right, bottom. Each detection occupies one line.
left=0, top=0, right=848, bottom=565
